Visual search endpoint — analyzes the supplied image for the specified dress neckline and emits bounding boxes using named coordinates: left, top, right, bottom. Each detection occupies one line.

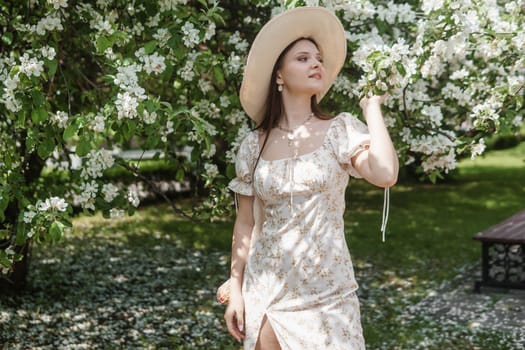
left=256, top=114, right=341, bottom=163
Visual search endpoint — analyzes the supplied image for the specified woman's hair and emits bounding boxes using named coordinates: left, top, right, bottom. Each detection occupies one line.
left=252, top=37, right=333, bottom=173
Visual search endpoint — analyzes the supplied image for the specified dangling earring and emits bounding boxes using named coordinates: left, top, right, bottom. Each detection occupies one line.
left=277, top=84, right=283, bottom=92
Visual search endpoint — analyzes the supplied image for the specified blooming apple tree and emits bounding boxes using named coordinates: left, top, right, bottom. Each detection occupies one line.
left=1, top=0, right=524, bottom=281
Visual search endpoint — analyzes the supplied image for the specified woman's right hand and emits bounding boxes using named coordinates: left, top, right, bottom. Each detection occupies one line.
left=224, top=293, right=245, bottom=342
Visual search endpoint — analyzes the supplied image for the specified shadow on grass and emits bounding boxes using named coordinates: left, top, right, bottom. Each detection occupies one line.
left=0, top=222, right=240, bottom=349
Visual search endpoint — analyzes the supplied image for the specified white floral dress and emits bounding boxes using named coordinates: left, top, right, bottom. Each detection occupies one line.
left=228, top=113, right=370, bottom=350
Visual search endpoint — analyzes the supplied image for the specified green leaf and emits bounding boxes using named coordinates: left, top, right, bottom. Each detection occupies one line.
left=46, top=59, right=58, bottom=78
left=15, top=221, right=26, bottom=245
left=96, top=36, right=112, bottom=53
left=226, top=163, right=236, bottom=179
left=176, top=168, right=185, bottom=181
left=76, top=136, right=91, bottom=157
left=1, top=32, right=13, bottom=46
left=160, top=101, right=173, bottom=110
left=0, top=191, right=9, bottom=222
left=167, top=35, right=181, bottom=51
left=516, top=94, right=523, bottom=112
left=395, top=62, right=407, bottom=76
left=49, top=221, right=64, bottom=242
left=0, top=229, right=10, bottom=240
left=213, top=66, right=224, bottom=85
left=144, top=40, right=157, bottom=54
left=144, top=100, right=157, bottom=112
left=32, top=90, right=45, bottom=107
left=26, top=129, right=38, bottom=152
left=162, top=62, right=174, bottom=81
left=31, top=107, right=48, bottom=124
left=0, top=250, right=12, bottom=269
left=367, top=50, right=382, bottom=61
left=37, top=137, right=55, bottom=159
left=63, top=122, right=79, bottom=140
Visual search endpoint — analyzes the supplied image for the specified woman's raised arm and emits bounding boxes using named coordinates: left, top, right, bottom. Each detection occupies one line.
left=353, top=95, right=399, bottom=188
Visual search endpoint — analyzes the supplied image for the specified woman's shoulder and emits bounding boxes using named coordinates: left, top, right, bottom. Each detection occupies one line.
left=331, top=112, right=368, bottom=131
left=333, top=111, right=359, bottom=121
left=237, top=129, right=259, bottom=156
left=238, top=129, right=258, bottom=144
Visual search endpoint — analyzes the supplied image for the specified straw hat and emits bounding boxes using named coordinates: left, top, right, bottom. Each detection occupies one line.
left=239, top=6, right=347, bottom=124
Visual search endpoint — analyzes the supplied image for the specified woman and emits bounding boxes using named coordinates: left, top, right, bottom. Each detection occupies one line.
left=224, top=7, right=398, bottom=350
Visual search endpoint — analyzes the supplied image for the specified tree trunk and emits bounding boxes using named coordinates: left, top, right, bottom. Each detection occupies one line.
left=0, top=148, right=43, bottom=294
left=0, top=240, right=31, bottom=294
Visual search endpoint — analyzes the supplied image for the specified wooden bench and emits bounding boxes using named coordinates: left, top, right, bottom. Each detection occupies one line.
left=473, top=210, right=525, bottom=292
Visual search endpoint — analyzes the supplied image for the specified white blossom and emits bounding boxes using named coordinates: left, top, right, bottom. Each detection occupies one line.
left=159, top=0, right=188, bottom=12
left=153, top=28, right=171, bottom=46
left=142, top=53, right=166, bottom=75
left=92, top=114, right=105, bottom=132
left=19, top=54, right=44, bottom=78
left=143, top=110, right=157, bottom=124
left=127, top=186, right=140, bottom=207
left=81, top=149, right=114, bottom=179
left=180, top=52, right=199, bottom=81
left=204, top=22, right=216, bottom=41
left=470, top=138, right=486, bottom=160
left=224, top=52, right=242, bottom=75
left=74, top=181, right=98, bottom=211
left=146, top=13, right=161, bottom=28
left=109, top=208, right=125, bottom=218
left=41, top=46, right=56, bottom=60
left=93, top=19, right=114, bottom=35
left=47, top=0, right=68, bottom=10
left=421, top=105, right=443, bottom=127
left=51, top=111, right=68, bottom=128
left=114, top=64, right=142, bottom=92
left=198, top=79, right=213, bottom=94
left=202, top=144, right=216, bottom=159
left=470, top=100, right=501, bottom=127
left=219, top=96, right=230, bottom=108
left=115, top=92, right=139, bottom=120
left=204, top=163, right=219, bottom=178
left=181, top=21, right=200, bottom=48
left=227, top=31, right=249, bottom=52
left=37, top=196, right=68, bottom=212
left=23, top=210, right=36, bottom=223
left=161, top=121, right=174, bottom=142
left=421, top=0, right=444, bottom=15
left=26, top=229, right=36, bottom=238
left=33, top=14, right=64, bottom=35
left=102, top=183, right=119, bottom=202
left=421, top=149, right=457, bottom=173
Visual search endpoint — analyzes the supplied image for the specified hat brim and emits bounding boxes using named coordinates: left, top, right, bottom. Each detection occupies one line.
left=240, top=6, right=347, bottom=124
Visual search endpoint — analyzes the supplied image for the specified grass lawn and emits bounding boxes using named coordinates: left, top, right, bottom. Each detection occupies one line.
left=1, top=143, right=524, bottom=349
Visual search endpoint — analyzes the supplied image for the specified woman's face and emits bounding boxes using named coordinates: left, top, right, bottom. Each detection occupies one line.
left=276, top=39, right=324, bottom=98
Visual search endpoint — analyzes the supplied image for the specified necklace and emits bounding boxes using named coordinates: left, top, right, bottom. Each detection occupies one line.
left=277, top=112, right=314, bottom=147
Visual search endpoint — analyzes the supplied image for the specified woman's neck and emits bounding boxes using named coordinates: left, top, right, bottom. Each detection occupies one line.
left=280, top=93, right=313, bottom=129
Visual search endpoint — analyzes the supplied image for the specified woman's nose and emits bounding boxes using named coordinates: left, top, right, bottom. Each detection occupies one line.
left=312, top=58, right=322, bottom=68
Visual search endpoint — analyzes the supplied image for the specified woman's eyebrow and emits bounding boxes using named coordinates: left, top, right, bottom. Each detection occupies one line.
left=294, top=51, right=322, bottom=57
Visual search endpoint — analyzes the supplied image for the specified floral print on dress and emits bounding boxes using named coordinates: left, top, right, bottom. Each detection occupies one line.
left=228, top=113, right=370, bottom=350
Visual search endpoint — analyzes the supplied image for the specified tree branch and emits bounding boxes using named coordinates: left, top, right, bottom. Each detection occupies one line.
left=116, top=159, right=198, bottom=223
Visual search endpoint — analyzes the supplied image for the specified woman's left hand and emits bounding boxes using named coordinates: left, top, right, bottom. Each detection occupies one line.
left=359, top=94, right=388, bottom=110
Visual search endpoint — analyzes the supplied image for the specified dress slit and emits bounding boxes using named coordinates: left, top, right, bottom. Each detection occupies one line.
left=254, top=312, right=283, bottom=350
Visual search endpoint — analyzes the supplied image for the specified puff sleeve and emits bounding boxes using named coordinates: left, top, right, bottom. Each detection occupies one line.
left=227, top=131, right=258, bottom=196
left=329, top=112, right=371, bottom=178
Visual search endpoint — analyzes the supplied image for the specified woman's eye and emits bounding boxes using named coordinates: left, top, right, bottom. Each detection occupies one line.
left=298, top=57, right=307, bottom=62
